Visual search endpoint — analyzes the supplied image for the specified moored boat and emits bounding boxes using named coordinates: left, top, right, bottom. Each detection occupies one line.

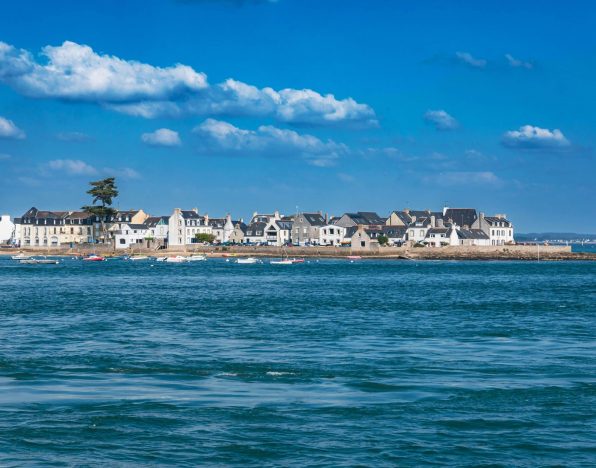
left=347, top=255, right=362, bottom=260
left=270, top=259, right=294, bottom=265
left=165, top=256, right=188, bottom=263
left=12, top=254, right=31, bottom=260
left=236, top=257, right=260, bottom=264
left=187, top=254, right=207, bottom=262
left=128, top=255, right=150, bottom=261
left=83, top=254, right=105, bottom=262
left=19, top=259, right=59, bottom=264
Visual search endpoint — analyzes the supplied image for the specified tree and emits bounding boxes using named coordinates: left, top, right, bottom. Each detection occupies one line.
left=377, top=235, right=389, bottom=246
left=82, top=177, right=119, bottom=244
left=194, top=233, right=216, bottom=244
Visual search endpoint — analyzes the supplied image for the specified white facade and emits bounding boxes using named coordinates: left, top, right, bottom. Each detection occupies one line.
left=168, top=208, right=212, bottom=247
left=111, top=223, right=149, bottom=249
left=407, top=220, right=431, bottom=243
left=0, top=215, right=15, bottom=243
left=318, top=224, right=346, bottom=246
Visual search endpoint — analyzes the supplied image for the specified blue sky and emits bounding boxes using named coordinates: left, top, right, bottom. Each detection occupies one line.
left=0, top=0, right=594, bottom=232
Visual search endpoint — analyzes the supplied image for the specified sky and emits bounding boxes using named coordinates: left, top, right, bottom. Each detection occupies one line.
left=0, top=0, right=594, bottom=232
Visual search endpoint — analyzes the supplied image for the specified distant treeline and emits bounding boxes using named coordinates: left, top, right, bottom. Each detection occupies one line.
left=517, top=233, right=596, bottom=241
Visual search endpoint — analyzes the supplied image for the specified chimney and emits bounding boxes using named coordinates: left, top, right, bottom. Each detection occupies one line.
left=204, top=214, right=209, bottom=225
left=430, top=215, right=436, bottom=228
left=274, top=210, right=280, bottom=219
left=226, top=214, right=232, bottom=222
left=437, top=218, right=444, bottom=228
left=324, top=213, right=328, bottom=224
left=404, top=208, right=410, bottom=215
left=252, top=211, right=257, bottom=219
left=192, top=207, right=198, bottom=214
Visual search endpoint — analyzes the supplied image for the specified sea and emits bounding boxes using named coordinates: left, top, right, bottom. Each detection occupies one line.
left=0, top=256, right=595, bottom=466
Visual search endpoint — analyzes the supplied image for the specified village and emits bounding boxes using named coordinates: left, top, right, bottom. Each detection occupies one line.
left=0, top=206, right=515, bottom=252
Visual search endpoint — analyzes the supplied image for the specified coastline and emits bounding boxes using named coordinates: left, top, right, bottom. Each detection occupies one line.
left=2, top=245, right=595, bottom=261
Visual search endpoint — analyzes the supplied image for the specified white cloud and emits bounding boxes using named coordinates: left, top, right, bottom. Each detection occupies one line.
left=425, top=171, right=503, bottom=187
left=0, top=116, right=25, bottom=139
left=193, top=118, right=348, bottom=166
left=455, top=51, right=487, bottom=69
left=505, top=54, right=533, bottom=69
left=47, top=159, right=98, bottom=176
left=141, top=128, right=181, bottom=147
left=104, top=167, right=141, bottom=179
left=0, top=153, right=11, bottom=160
left=0, top=40, right=376, bottom=127
left=424, top=109, right=459, bottom=130
left=502, top=125, right=570, bottom=149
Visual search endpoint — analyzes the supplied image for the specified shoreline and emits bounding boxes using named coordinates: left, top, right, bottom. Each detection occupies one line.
left=2, top=245, right=595, bottom=261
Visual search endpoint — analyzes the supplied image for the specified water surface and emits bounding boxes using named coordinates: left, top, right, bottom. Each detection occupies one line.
left=0, top=257, right=595, bottom=466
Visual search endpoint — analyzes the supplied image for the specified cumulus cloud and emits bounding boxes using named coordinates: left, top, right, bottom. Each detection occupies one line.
left=0, top=40, right=376, bottom=127
left=455, top=51, right=487, bottom=69
left=0, top=116, right=25, bottom=139
left=502, top=125, right=570, bottom=149
left=141, top=128, right=181, bottom=147
left=505, top=54, right=533, bottom=69
left=425, top=171, right=503, bottom=187
left=193, top=118, right=348, bottom=166
left=424, top=109, right=459, bottom=131
left=47, top=159, right=98, bottom=176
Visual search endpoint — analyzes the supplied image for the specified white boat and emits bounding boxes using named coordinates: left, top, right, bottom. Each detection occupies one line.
left=236, top=257, right=260, bottom=264
left=20, top=259, right=59, bottom=264
left=270, top=259, right=294, bottom=265
left=128, top=255, right=150, bottom=261
left=155, top=257, right=167, bottom=262
left=12, top=254, right=31, bottom=260
left=187, top=255, right=207, bottom=262
left=165, top=256, right=188, bottom=263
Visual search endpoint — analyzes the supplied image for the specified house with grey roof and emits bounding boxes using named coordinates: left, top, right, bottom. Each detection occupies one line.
left=442, top=207, right=477, bottom=229
left=111, top=222, right=151, bottom=249
left=15, top=207, right=95, bottom=247
left=291, top=212, right=326, bottom=245
left=472, top=212, right=514, bottom=245
left=168, top=208, right=213, bottom=247
left=143, top=216, right=169, bottom=247
left=333, top=211, right=386, bottom=228
left=455, top=228, right=491, bottom=246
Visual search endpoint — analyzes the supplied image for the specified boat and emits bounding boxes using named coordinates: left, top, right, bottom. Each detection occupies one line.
left=165, top=256, right=188, bottom=263
left=291, top=258, right=305, bottom=264
left=187, top=254, right=207, bottom=262
left=19, top=259, right=59, bottom=265
left=270, top=259, right=294, bottom=265
left=128, top=255, right=150, bottom=261
left=155, top=257, right=166, bottom=262
left=347, top=255, right=362, bottom=260
left=236, top=257, right=260, bottom=264
left=82, top=254, right=105, bottom=262
left=11, top=254, right=31, bottom=260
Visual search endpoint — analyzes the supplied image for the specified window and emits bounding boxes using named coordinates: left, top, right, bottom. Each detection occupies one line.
left=119, top=239, right=125, bottom=244
left=361, top=241, right=366, bottom=247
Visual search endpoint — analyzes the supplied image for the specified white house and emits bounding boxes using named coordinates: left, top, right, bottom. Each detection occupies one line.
left=0, top=214, right=15, bottom=244
left=209, top=214, right=235, bottom=243
left=144, top=216, right=169, bottom=247
left=318, top=224, right=346, bottom=246
left=244, top=212, right=281, bottom=244
left=473, top=213, right=514, bottom=245
left=111, top=223, right=150, bottom=249
left=424, top=227, right=459, bottom=247
left=168, top=208, right=212, bottom=247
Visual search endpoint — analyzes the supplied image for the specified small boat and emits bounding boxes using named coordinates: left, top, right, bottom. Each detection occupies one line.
left=291, top=258, right=305, bottom=264
left=155, top=257, right=166, bottom=262
left=19, top=259, right=59, bottom=264
left=82, top=254, right=105, bottom=262
left=236, top=257, right=260, bottom=264
left=347, top=255, right=362, bottom=260
left=165, top=256, right=188, bottom=263
left=12, top=254, right=31, bottom=260
left=128, top=255, right=150, bottom=261
left=270, top=259, right=294, bottom=265
left=187, top=254, right=207, bottom=262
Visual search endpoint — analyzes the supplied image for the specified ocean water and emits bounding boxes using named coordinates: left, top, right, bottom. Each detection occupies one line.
left=0, top=256, right=595, bottom=466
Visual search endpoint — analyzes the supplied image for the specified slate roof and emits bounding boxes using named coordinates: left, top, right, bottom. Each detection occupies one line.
left=381, top=226, right=407, bottom=238
left=300, top=212, right=326, bottom=226
left=444, top=208, right=477, bottom=228
left=275, top=220, right=293, bottom=230
left=245, top=222, right=267, bottom=236
left=181, top=210, right=201, bottom=219
left=457, top=228, right=489, bottom=240
left=344, top=211, right=385, bottom=225
left=484, top=217, right=512, bottom=227
left=144, top=216, right=168, bottom=227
